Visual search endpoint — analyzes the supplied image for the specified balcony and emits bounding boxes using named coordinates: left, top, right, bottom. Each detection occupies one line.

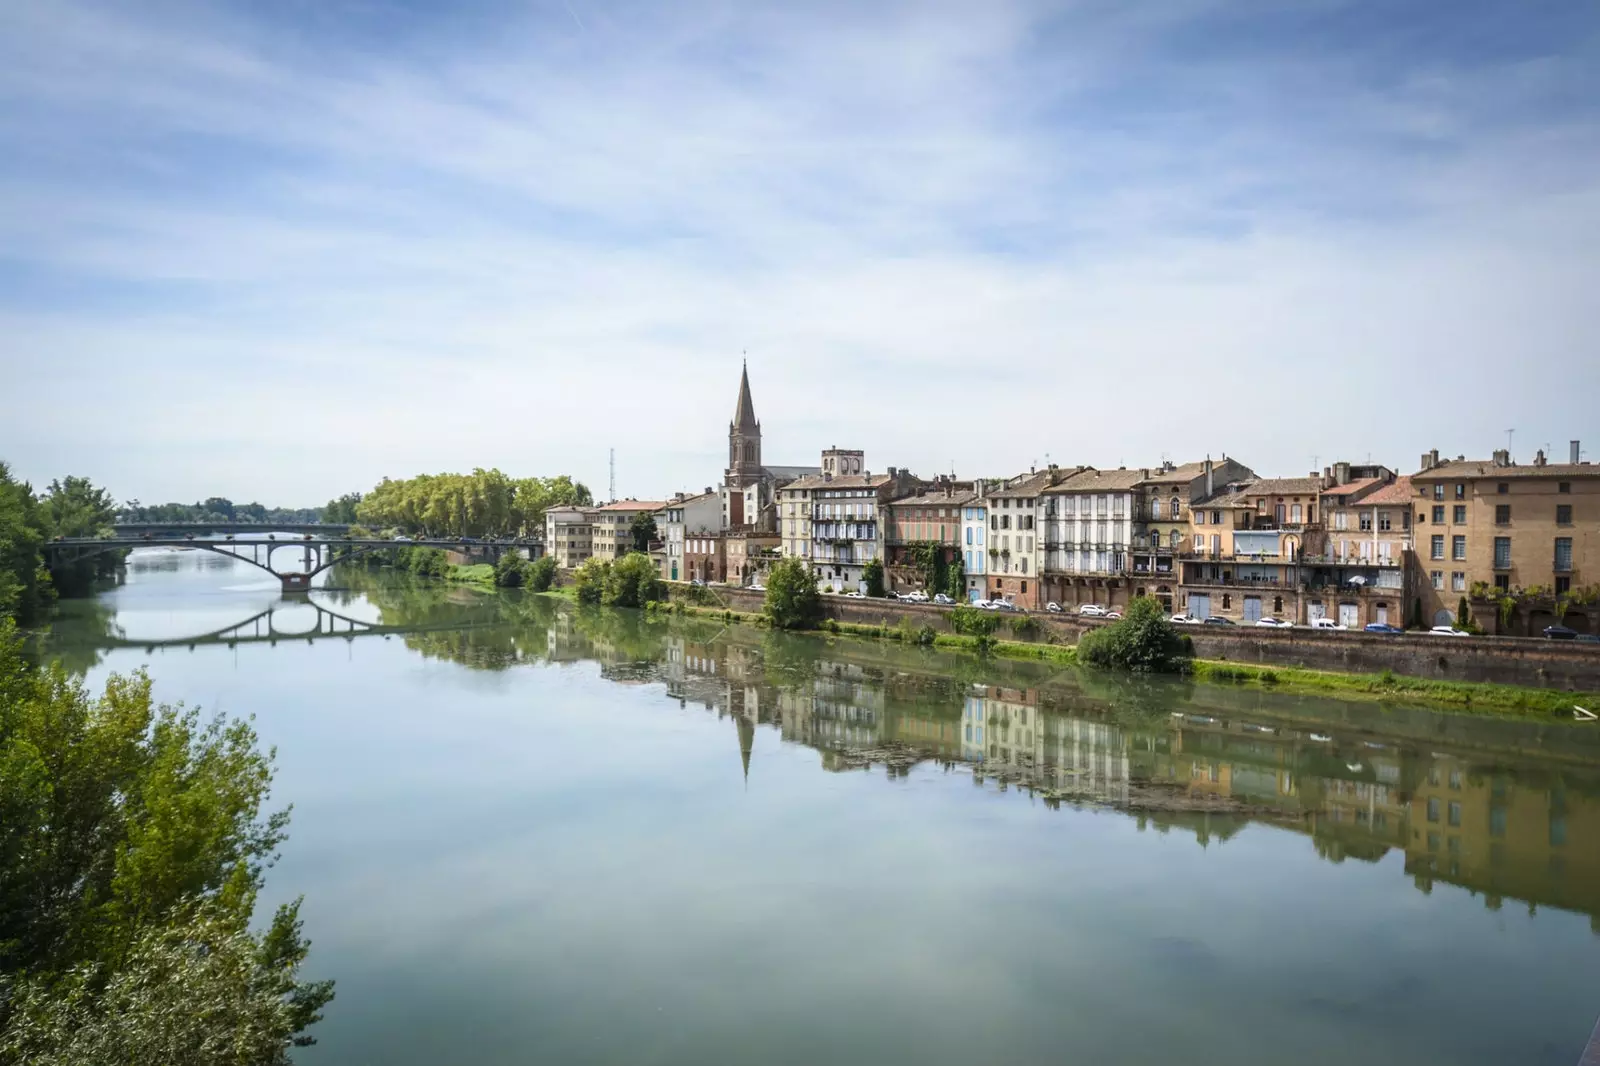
left=1299, top=553, right=1403, bottom=568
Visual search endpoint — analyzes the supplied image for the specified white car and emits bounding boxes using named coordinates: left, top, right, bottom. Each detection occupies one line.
left=1429, top=625, right=1469, bottom=636
left=1309, top=617, right=1344, bottom=630
left=747, top=583, right=765, bottom=592
left=977, top=600, right=1000, bottom=610
left=1045, top=601, right=1063, bottom=613
left=902, top=590, right=929, bottom=603
left=933, top=593, right=954, bottom=605
left=1104, top=611, right=1123, bottom=620
left=391, top=535, right=413, bottom=543
left=1167, top=613, right=1200, bottom=625
left=845, top=591, right=865, bottom=599
left=1077, top=604, right=1107, bottom=617
left=1255, top=616, right=1293, bottom=628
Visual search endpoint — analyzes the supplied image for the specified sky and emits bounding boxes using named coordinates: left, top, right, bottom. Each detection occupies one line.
left=2, top=0, right=1598, bottom=506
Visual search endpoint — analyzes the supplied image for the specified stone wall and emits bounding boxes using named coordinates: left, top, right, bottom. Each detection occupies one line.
left=670, top=585, right=1600, bottom=692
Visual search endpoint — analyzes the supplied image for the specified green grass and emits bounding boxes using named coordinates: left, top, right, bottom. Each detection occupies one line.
left=1191, top=658, right=1600, bottom=719
left=446, top=563, right=496, bottom=587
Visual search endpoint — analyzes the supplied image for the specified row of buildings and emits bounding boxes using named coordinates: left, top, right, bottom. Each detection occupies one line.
left=545, top=366, right=1598, bottom=635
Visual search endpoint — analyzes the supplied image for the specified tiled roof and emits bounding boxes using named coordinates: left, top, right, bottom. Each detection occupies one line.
left=1414, top=460, right=1600, bottom=480
left=595, top=500, right=667, bottom=512
left=1359, top=476, right=1414, bottom=505
left=1139, top=460, right=1211, bottom=484
left=784, top=473, right=892, bottom=491
left=1318, top=476, right=1388, bottom=502
left=887, top=488, right=980, bottom=509
left=1241, top=477, right=1323, bottom=497
left=1047, top=467, right=1147, bottom=493
left=989, top=469, right=1059, bottom=497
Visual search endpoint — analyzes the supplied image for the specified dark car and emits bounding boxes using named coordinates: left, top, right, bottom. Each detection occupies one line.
left=461, top=537, right=479, bottom=544
left=1543, top=625, right=1579, bottom=640
left=1203, top=616, right=1235, bottom=626
left=1364, top=622, right=1404, bottom=634
left=1577, top=633, right=1600, bottom=644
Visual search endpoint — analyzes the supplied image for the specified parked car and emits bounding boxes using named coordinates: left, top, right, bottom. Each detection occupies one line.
left=1104, top=611, right=1123, bottom=620
left=1429, top=625, right=1470, bottom=637
left=1309, top=617, right=1343, bottom=630
left=460, top=536, right=479, bottom=544
left=1167, top=613, right=1199, bottom=625
left=1577, top=633, right=1600, bottom=644
left=1255, top=616, right=1293, bottom=628
left=392, top=535, right=413, bottom=543
left=1364, top=622, right=1404, bottom=634
left=689, top=579, right=705, bottom=587
left=993, top=600, right=1020, bottom=612
left=1045, top=601, right=1063, bottom=613
left=1078, top=604, right=1107, bottom=617
left=933, top=593, right=954, bottom=605
left=747, top=583, right=765, bottom=592
left=1203, top=616, right=1236, bottom=626
left=845, top=591, right=865, bottom=599
left=977, top=599, right=999, bottom=610
left=907, top=590, right=930, bottom=603
left=1543, top=625, right=1579, bottom=640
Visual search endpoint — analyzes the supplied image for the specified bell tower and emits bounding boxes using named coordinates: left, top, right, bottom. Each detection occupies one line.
left=727, top=360, right=761, bottom=483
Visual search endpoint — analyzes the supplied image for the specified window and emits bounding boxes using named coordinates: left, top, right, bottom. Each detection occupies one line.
left=1497, top=483, right=1508, bottom=494
left=1495, top=574, right=1510, bottom=592
left=1378, top=511, right=1392, bottom=532
left=1211, top=510, right=1221, bottom=524
left=1359, top=513, right=1373, bottom=532
left=1291, top=504, right=1302, bottom=523
left=1557, top=576, right=1571, bottom=595
left=965, top=527, right=972, bottom=545
left=1020, top=581, right=1027, bottom=593
left=1432, top=506, right=1445, bottom=524
left=1433, top=484, right=1444, bottom=501
left=1222, top=594, right=1231, bottom=609
left=1558, top=482, right=1571, bottom=494
left=1557, top=504, right=1572, bottom=525
left=1151, top=500, right=1161, bottom=519
left=1430, top=535, right=1445, bottom=560
left=1402, top=512, right=1411, bottom=530
left=1451, top=571, right=1465, bottom=592
left=1494, top=536, right=1511, bottom=569
left=1454, top=484, right=1465, bottom=500
left=1555, top=537, right=1573, bottom=572
left=1448, top=802, right=1462, bottom=827
left=1334, top=512, right=1347, bottom=531
left=1452, top=536, right=1466, bottom=561
left=1431, top=570, right=1443, bottom=590
left=1194, top=534, right=1205, bottom=552
left=1427, top=798, right=1440, bottom=822
left=1494, top=504, right=1510, bottom=525
left=1453, top=505, right=1467, bottom=524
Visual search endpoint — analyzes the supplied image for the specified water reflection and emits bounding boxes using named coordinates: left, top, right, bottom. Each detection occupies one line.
left=49, top=564, right=1600, bottom=933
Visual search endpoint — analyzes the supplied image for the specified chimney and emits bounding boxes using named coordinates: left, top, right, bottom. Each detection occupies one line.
left=1335, top=461, right=1351, bottom=485
left=1572, top=440, right=1582, bottom=464
left=888, top=466, right=897, bottom=478
left=1535, top=449, right=1547, bottom=468
left=1492, top=449, right=1509, bottom=467
left=1204, top=456, right=1215, bottom=498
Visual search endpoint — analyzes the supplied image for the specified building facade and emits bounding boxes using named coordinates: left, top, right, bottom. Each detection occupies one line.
left=591, top=500, right=665, bottom=560
left=960, top=486, right=990, bottom=603
left=1411, top=444, right=1599, bottom=634
left=1039, top=466, right=1140, bottom=612
left=1178, top=476, right=1324, bottom=624
left=985, top=469, right=1055, bottom=609
left=544, top=506, right=596, bottom=570
left=883, top=481, right=973, bottom=595
left=684, top=530, right=726, bottom=584
left=784, top=456, right=919, bottom=593
left=726, top=531, right=781, bottom=586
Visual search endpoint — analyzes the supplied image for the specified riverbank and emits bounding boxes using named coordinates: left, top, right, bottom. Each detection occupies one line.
left=628, top=593, right=1600, bottom=722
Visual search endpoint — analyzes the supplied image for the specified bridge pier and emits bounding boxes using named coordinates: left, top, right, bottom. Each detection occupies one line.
left=281, top=573, right=313, bottom=593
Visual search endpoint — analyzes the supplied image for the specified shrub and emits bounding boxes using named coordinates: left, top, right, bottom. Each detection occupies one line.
left=1009, top=616, right=1041, bottom=640
left=527, top=554, right=557, bottom=592
left=603, top=552, right=665, bottom=608
left=914, top=624, right=937, bottom=646
left=572, top=557, right=609, bottom=604
left=1076, top=596, right=1190, bottom=674
left=949, top=605, right=999, bottom=637
left=765, top=558, right=823, bottom=630
left=863, top=559, right=886, bottom=598
left=493, top=550, right=529, bottom=588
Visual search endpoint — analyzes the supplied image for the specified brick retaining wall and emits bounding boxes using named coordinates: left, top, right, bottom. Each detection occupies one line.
left=669, top=585, right=1600, bottom=692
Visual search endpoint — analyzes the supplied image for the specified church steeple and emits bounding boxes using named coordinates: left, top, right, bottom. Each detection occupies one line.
left=731, top=359, right=758, bottom=431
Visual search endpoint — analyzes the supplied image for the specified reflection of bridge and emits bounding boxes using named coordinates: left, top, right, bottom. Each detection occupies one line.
left=96, top=599, right=509, bottom=651
left=45, top=535, right=528, bottom=592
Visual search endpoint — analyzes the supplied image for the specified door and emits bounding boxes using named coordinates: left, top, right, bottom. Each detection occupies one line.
left=1339, top=602, right=1359, bottom=628
left=1190, top=594, right=1211, bottom=620
left=1307, top=601, right=1326, bottom=622
left=1376, top=603, right=1389, bottom=625
left=1243, top=596, right=1262, bottom=622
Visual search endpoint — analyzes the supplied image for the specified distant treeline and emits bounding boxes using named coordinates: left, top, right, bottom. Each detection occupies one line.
left=347, top=470, right=592, bottom=539
left=117, top=497, right=325, bottom=525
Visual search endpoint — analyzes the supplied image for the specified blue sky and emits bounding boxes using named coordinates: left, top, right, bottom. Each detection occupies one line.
left=3, top=0, right=1598, bottom=504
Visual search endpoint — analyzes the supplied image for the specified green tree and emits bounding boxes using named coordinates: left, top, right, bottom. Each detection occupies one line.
left=944, top=554, right=965, bottom=600
left=0, top=462, right=53, bottom=624
left=1076, top=596, right=1190, bottom=674
left=764, top=558, right=822, bottom=630
left=629, top=512, right=659, bottom=554
left=572, top=557, right=610, bottom=604
left=863, top=558, right=886, bottom=598
left=0, top=620, right=332, bottom=1054
left=493, top=550, right=529, bottom=588
left=604, top=552, right=664, bottom=607
left=41, top=476, right=120, bottom=597
left=322, top=493, right=363, bottom=524
left=527, top=555, right=557, bottom=592
left=1457, top=596, right=1471, bottom=628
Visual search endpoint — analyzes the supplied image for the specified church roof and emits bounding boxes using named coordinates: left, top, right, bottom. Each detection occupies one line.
left=732, top=362, right=758, bottom=430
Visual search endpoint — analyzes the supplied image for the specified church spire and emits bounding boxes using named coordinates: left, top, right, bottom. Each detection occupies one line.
left=732, top=358, right=758, bottom=431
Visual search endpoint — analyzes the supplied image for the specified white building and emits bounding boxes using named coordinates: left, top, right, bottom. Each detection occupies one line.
left=960, top=485, right=990, bottom=603
left=657, top=489, right=721, bottom=582
left=544, top=506, right=596, bottom=569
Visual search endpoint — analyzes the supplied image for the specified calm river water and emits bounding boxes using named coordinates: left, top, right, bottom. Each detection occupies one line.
left=37, top=547, right=1600, bottom=1066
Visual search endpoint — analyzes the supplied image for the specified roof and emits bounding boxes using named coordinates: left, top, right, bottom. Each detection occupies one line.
left=1413, top=459, right=1600, bottom=480
left=1139, top=460, right=1211, bottom=485
left=595, top=499, right=667, bottom=512
left=1046, top=467, right=1147, bottom=493
left=991, top=469, right=1060, bottom=497
left=762, top=464, right=821, bottom=481
left=886, top=488, right=980, bottom=509
left=1240, top=477, right=1323, bottom=497
left=783, top=473, right=892, bottom=491
left=1318, top=476, right=1388, bottom=502
left=1359, top=476, right=1414, bottom=505
left=732, top=362, right=758, bottom=430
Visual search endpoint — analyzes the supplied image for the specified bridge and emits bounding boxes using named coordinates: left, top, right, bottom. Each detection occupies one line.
left=46, top=534, right=536, bottom=592
left=88, top=598, right=513, bottom=652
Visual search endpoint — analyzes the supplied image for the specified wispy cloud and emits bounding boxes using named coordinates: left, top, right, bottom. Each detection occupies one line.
left=3, top=0, right=1598, bottom=502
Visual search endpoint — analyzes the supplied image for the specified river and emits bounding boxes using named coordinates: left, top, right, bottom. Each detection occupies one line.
left=36, top=546, right=1600, bottom=1066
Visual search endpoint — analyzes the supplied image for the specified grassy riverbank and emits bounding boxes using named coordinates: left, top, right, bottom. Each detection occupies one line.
left=625, top=594, right=1598, bottom=722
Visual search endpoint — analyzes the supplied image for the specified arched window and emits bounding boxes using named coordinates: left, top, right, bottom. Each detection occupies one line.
left=742, top=441, right=756, bottom=463
left=1171, top=497, right=1181, bottom=519
left=1169, top=530, right=1181, bottom=548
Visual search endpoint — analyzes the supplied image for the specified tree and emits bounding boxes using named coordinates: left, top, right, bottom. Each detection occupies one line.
left=863, top=559, right=886, bottom=598
left=629, top=512, right=659, bottom=554
left=322, top=493, right=363, bottom=524
left=944, top=555, right=966, bottom=600
left=1457, top=596, right=1471, bottom=628
left=572, top=557, right=610, bottom=604
left=0, top=620, right=332, bottom=1055
left=1076, top=596, right=1190, bottom=673
left=41, top=476, right=120, bottom=597
left=764, top=558, right=822, bottom=630
left=493, top=550, right=529, bottom=588
left=604, top=552, right=664, bottom=608
left=527, top=555, right=557, bottom=592
left=0, top=462, right=53, bottom=624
